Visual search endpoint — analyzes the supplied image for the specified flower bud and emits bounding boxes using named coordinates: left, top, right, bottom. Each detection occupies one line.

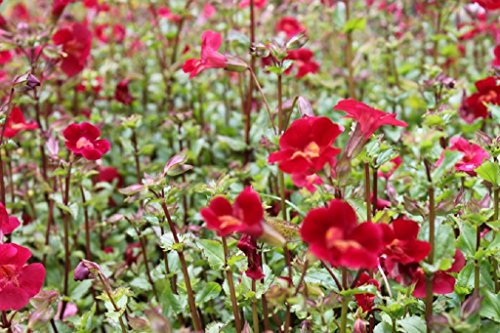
left=26, top=74, right=41, bottom=89
left=225, top=55, right=248, bottom=73
left=353, top=319, right=366, bottom=333
left=250, top=42, right=271, bottom=58
left=73, top=261, right=90, bottom=281
left=285, top=31, right=308, bottom=50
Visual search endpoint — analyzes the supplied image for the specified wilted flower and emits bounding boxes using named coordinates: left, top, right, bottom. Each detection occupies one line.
left=237, top=235, right=264, bottom=280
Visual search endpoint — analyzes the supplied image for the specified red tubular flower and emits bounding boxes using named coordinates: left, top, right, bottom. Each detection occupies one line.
left=436, top=137, right=489, bottom=176
left=377, top=156, right=402, bottom=179
left=276, top=17, right=305, bottom=38
left=413, top=249, right=466, bottom=298
left=201, top=187, right=264, bottom=237
left=114, top=79, right=134, bottom=105
left=95, top=24, right=126, bottom=44
left=291, top=173, right=323, bottom=193
left=52, top=22, right=92, bottom=77
left=286, top=48, right=320, bottom=78
left=3, top=107, right=38, bottom=139
left=354, top=273, right=380, bottom=312
left=182, top=30, right=227, bottom=78
left=63, top=122, right=111, bottom=160
left=240, top=0, right=267, bottom=9
left=0, top=203, right=20, bottom=236
left=237, top=235, right=264, bottom=280
left=381, top=218, right=431, bottom=279
left=459, top=76, right=499, bottom=123
left=0, top=50, right=13, bottom=65
left=0, top=243, right=46, bottom=311
left=334, top=99, right=408, bottom=140
left=268, top=116, right=342, bottom=174
left=473, top=0, right=500, bottom=10
left=300, top=200, right=384, bottom=269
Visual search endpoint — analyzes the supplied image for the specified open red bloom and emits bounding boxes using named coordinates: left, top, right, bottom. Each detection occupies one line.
left=493, top=45, right=500, bottom=67
left=95, top=24, right=126, bottom=44
left=300, top=200, right=384, bottom=269
left=3, top=107, right=38, bottom=139
left=334, top=99, right=408, bottom=140
left=63, top=122, right=111, bottom=160
left=237, top=235, right=264, bottom=280
left=0, top=50, right=13, bottom=65
left=436, top=137, right=489, bottom=176
left=0, top=203, right=20, bottom=237
left=291, top=172, right=323, bottom=193
left=459, top=76, right=499, bottom=123
left=276, top=17, right=305, bottom=38
left=182, top=30, right=227, bottom=78
left=268, top=116, right=342, bottom=174
left=381, top=218, right=431, bottom=279
left=114, top=79, right=134, bottom=105
left=413, top=250, right=466, bottom=298
left=286, top=48, right=320, bottom=78
left=354, top=273, right=380, bottom=312
left=0, top=243, right=46, bottom=310
left=240, top=0, right=267, bottom=9
left=473, top=0, right=500, bottom=10
left=201, top=187, right=264, bottom=237
left=52, top=22, right=92, bottom=77
left=96, top=166, right=123, bottom=187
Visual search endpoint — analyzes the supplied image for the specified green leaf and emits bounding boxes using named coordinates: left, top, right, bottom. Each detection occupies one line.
left=480, top=290, right=500, bottom=322
left=475, top=161, right=500, bottom=187
left=432, top=150, right=463, bottom=180
left=398, top=316, right=426, bottom=333
left=433, top=223, right=456, bottom=270
left=196, top=282, right=222, bottom=304
left=197, top=239, right=224, bottom=270
left=343, top=17, right=366, bottom=33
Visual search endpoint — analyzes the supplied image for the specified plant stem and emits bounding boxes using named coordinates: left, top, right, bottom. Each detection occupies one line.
left=423, top=159, right=435, bottom=333
left=372, top=166, right=378, bottom=215
left=344, top=0, right=356, bottom=98
left=222, top=237, right=242, bottom=332
left=80, top=185, right=92, bottom=260
left=252, top=280, right=259, bottom=333
left=364, top=163, right=372, bottom=221
left=157, top=196, right=202, bottom=331
left=97, top=273, right=127, bottom=333
left=60, top=159, right=73, bottom=320
left=248, top=68, right=277, bottom=133
left=243, top=0, right=256, bottom=165
left=340, top=268, right=349, bottom=333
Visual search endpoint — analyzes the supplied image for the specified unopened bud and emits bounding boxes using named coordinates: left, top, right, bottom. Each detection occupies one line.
left=250, top=42, right=270, bottom=58
left=286, top=32, right=308, bottom=50
left=26, top=74, right=41, bottom=89
left=74, top=261, right=90, bottom=281
left=268, top=42, right=288, bottom=62
left=353, top=319, right=366, bottom=333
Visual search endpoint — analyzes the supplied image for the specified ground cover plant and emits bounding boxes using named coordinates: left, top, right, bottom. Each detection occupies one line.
left=0, top=0, right=499, bottom=332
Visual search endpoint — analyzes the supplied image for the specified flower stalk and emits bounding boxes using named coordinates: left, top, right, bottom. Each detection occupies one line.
left=222, top=237, right=242, bottom=332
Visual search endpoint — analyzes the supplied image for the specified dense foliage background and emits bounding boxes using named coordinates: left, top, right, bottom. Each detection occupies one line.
left=0, top=0, right=499, bottom=332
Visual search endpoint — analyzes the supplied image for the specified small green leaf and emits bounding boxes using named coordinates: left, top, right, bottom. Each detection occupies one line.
left=343, top=17, right=366, bottom=33
left=432, top=150, right=463, bottom=180
left=398, top=316, right=426, bottom=333
left=475, top=161, right=499, bottom=187
left=196, top=282, right=221, bottom=304
left=197, top=239, right=225, bottom=270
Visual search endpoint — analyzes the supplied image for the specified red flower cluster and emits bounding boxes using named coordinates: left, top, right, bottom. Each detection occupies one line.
left=52, top=22, right=92, bottom=77
left=0, top=243, right=45, bottom=310
left=436, top=137, right=489, bottom=176
left=63, top=122, right=111, bottom=160
left=201, top=187, right=264, bottom=237
left=286, top=48, right=320, bottom=78
left=276, top=17, right=305, bottom=38
left=300, top=200, right=384, bottom=269
left=459, top=76, right=499, bottom=123
left=354, top=273, right=380, bottom=312
left=183, top=30, right=227, bottom=78
left=3, top=107, right=38, bottom=139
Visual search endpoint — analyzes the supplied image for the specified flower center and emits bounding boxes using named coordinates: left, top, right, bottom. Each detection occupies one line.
left=219, top=215, right=242, bottom=229
left=76, top=137, right=94, bottom=149
left=0, top=264, right=18, bottom=289
left=479, top=90, right=498, bottom=104
left=291, top=141, right=321, bottom=160
left=325, top=226, right=361, bottom=251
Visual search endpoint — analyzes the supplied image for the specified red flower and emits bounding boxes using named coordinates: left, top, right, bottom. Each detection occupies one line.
left=95, top=24, right=126, bottom=44
left=3, top=107, right=38, bottom=139
left=202, top=2, right=216, bottom=19
left=0, top=203, right=20, bottom=236
left=114, top=79, right=134, bottom=105
left=52, top=0, right=76, bottom=18
left=240, top=0, right=267, bottom=9
left=0, top=243, right=46, bottom=310
left=436, top=137, right=489, bottom=176
left=201, top=187, right=264, bottom=237
left=300, top=200, right=384, bottom=269
left=291, top=172, right=323, bottom=193
left=96, top=166, right=123, bottom=187
left=413, top=250, right=466, bottom=298
left=237, top=235, right=264, bottom=280
left=377, top=156, right=401, bottom=179
left=0, top=50, right=13, bottom=65
left=157, top=6, right=182, bottom=22
left=276, top=17, right=305, bottom=38
left=381, top=218, right=431, bottom=279
left=182, top=30, right=227, bottom=78
left=334, top=99, right=408, bottom=140
left=354, top=273, right=380, bottom=313
left=459, top=76, right=499, bottom=123
left=124, top=243, right=141, bottom=266
left=493, top=45, right=500, bottom=67
left=473, top=0, right=500, bottom=10
left=63, top=122, right=111, bottom=160
left=268, top=116, right=342, bottom=174
left=286, top=48, right=320, bottom=78
left=52, top=22, right=92, bottom=77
